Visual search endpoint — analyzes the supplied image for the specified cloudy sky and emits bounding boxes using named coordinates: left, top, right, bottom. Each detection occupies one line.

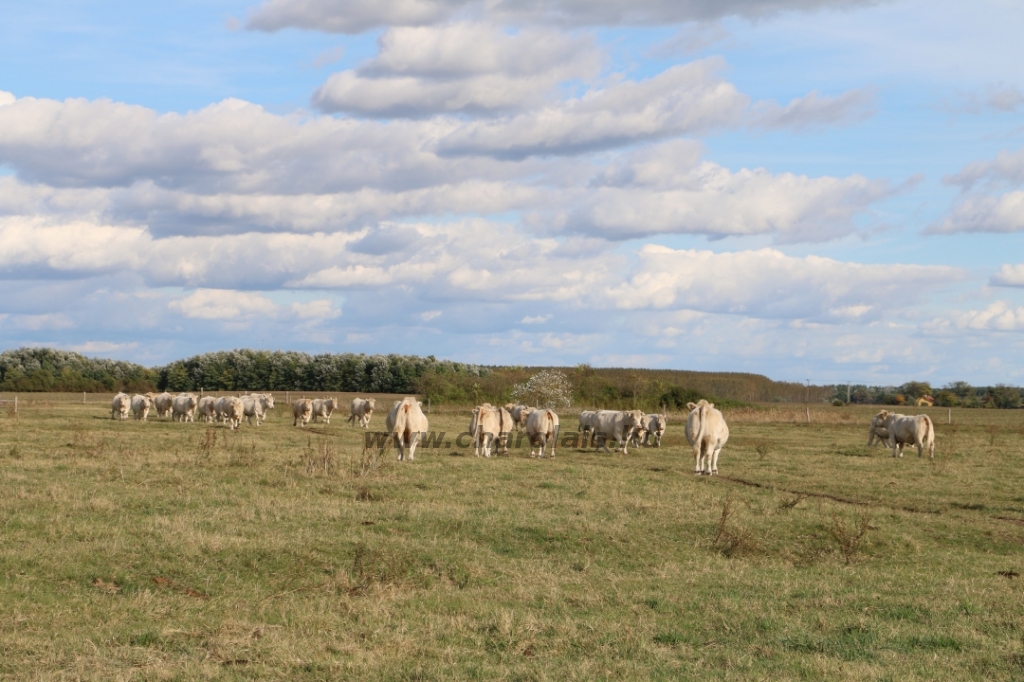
left=1, top=0, right=1022, bottom=384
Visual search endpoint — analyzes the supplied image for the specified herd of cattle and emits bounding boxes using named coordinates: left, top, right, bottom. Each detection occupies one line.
left=109, top=391, right=936, bottom=474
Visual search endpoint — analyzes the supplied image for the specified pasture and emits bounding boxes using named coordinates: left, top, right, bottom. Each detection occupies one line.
left=2, top=395, right=1024, bottom=680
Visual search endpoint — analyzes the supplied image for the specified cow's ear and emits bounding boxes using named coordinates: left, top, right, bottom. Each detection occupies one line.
left=707, top=403, right=715, bottom=409
left=687, top=402, right=697, bottom=410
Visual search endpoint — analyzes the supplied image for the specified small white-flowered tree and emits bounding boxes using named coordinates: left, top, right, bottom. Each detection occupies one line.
left=509, top=370, right=573, bottom=409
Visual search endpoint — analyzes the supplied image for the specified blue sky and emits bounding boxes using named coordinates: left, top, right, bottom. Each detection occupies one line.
left=0, top=0, right=1022, bottom=385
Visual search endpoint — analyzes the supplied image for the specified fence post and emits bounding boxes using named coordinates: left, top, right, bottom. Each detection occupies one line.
left=806, top=406, right=810, bottom=423
left=14, top=396, right=17, bottom=414
left=286, top=391, right=290, bottom=404
left=948, top=408, right=951, bottom=425
left=83, top=392, right=86, bottom=404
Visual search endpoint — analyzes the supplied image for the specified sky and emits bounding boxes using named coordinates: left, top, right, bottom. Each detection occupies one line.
left=0, top=0, right=1022, bottom=385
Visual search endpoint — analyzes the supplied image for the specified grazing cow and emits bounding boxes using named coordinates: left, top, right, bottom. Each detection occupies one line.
left=347, top=397, right=376, bottom=428
left=578, top=410, right=600, bottom=448
left=292, top=399, right=313, bottom=427
left=386, top=397, right=429, bottom=461
left=876, top=410, right=935, bottom=459
left=591, top=410, right=646, bottom=455
left=311, top=397, right=339, bottom=424
left=469, top=403, right=513, bottom=457
left=196, top=396, right=218, bottom=423
left=686, top=400, right=729, bottom=475
left=243, top=393, right=274, bottom=426
left=526, top=409, right=560, bottom=458
left=110, top=392, right=131, bottom=420
left=130, top=394, right=152, bottom=421
left=867, top=411, right=896, bottom=447
left=642, top=413, right=667, bottom=448
left=172, top=393, right=198, bottom=422
left=509, top=405, right=531, bottom=431
left=223, top=396, right=245, bottom=430
left=149, top=392, right=174, bottom=419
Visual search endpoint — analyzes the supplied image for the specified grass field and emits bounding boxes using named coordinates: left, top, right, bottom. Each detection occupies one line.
left=2, top=394, right=1024, bottom=680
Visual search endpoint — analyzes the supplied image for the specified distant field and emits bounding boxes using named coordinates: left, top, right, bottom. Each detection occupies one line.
left=2, top=395, right=1024, bottom=680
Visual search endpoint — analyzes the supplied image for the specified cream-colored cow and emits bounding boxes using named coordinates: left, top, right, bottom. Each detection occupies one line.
left=642, top=413, right=667, bottom=448
left=311, top=397, right=339, bottom=424
left=149, top=392, right=173, bottom=419
left=172, top=393, right=198, bottom=422
left=196, top=396, right=218, bottom=423
left=685, top=400, right=729, bottom=475
left=867, top=411, right=896, bottom=447
left=110, top=392, right=131, bottom=420
left=526, top=408, right=560, bottom=458
left=578, top=410, right=600, bottom=448
left=347, top=398, right=376, bottom=428
left=223, top=396, right=245, bottom=430
left=876, top=410, right=935, bottom=459
left=130, top=394, right=152, bottom=421
left=243, top=393, right=274, bottom=426
left=386, top=397, right=429, bottom=461
left=509, top=404, right=531, bottom=431
left=469, top=403, right=513, bottom=457
left=292, top=399, right=313, bottom=427
left=591, top=410, right=646, bottom=455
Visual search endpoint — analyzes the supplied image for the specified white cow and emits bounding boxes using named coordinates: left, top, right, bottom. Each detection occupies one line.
left=642, top=413, right=667, bottom=448
left=526, top=408, right=560, bottom=458
left=214, top=396, right=231, bottom=422
left=243, top=393, right=274, bottom=426
left=386, top=397, right=429, bottom=461
left=292, top=399, right=313, bottom=427
left=223, top=396, right=245, bottom=430
left=578, top=410, right=601, bottom=448
left=469, top=403, right=513, bottom=457
left=110, top=392, right=131, bottom=420
left=867, top=411, right=896, bottom=447
left=347, top=398, right=376, bottom=428
left=509, top=405, right=532, bottom=431
left=172, top=393, right=198, bottom=422
left=149, top=392, right=174, bottom=419
left=311, top=397, right=339, bottom=424
left=685, top=400, right=729, bottom=475
left=130, top=394, right=152, bottom=421
left=196, top=396, right=218, bottom=423
left=876, top=410, right=935, bottom=459
left=591, top=410, right=646, bottom=455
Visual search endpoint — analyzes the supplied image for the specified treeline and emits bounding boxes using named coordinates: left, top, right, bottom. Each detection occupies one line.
left=3, top=347, right=1021, bottom=410
left=0, top=348, right=157, bottom=393
left=831, top=381, right=1024, bottom=409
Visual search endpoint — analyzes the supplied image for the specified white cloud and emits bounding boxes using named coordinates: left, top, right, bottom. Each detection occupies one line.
left=168, top=289, right=280, bottom=320
left=944, top=148, right=1024, bottom=189
left=990, top=264, right=1024, bottom=287
left=939, top=301, right=1024, bottom=332
left=313, top=23, right=602, bottom=117
left=436, top=59, right=748, bottom=159
left=928, top=191, right=1024, bottom=234
left=605, top=245, right=963, bottom=321
left=520, top=314, right=551, bottom=324
left=750, top=88, right=876, bottom=131
left=290, top=299, right=341, bottom=319
left=421, top=310, right=442, bottom=321
left=246, top=0, right=885, bottom=34
left=560, top=140, right=892, bottom=241
left=67, top=341, right=140, bottom=354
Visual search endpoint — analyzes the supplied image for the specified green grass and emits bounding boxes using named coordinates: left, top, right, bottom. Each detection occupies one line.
left=1, top=396, right=1024, bottom=679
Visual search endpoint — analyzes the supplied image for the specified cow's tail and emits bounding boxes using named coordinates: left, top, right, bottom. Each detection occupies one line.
left=924, top=414, right=935, bottom=459
left=693, top=402, right=709, bottom=461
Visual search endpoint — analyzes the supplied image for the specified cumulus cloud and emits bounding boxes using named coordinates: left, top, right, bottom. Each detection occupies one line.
left=750, top=88, right=876, bottom=131
left=436, top=59, right=748, bottom=159
left=929, top=149, right=1024, bottom=235
left=606, top=245, right=962, bottom=321
left=313, top=23, right=602, bottom=117
left=246, top=0, right=885, bottom=33
left=168, top=289, right=280, bottom=320
left=556, top=139, right=892, bottom=241
left=944, top=148, right=1024, bottom=189
left=932, top=301, right=1024, bottom=332
left=990, top=264, right=1024, bottom=287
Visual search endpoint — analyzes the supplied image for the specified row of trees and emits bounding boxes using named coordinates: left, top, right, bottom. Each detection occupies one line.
left=3, top=347, right=1023, bottom=409
left=833, top=381, right=1024, bottom=409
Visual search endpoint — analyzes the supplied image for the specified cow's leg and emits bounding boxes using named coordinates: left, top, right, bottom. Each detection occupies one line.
left=711, top=445, right=721, bottom=475
left=408, top=433, right=419, bottom=461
